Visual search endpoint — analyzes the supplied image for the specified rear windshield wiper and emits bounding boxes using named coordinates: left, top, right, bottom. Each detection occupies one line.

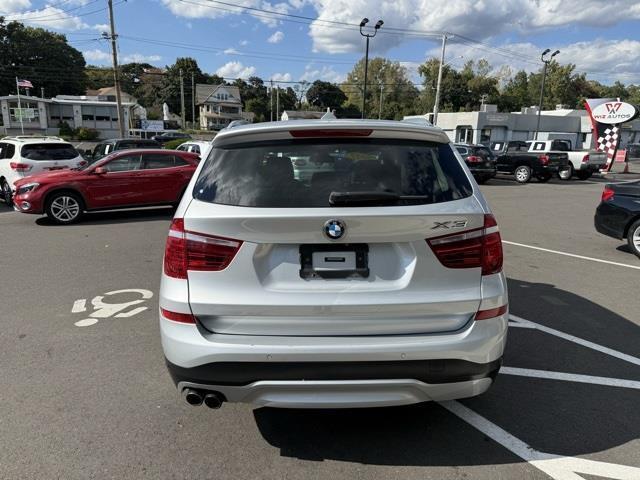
left=329, top=191, right=430, bottom=207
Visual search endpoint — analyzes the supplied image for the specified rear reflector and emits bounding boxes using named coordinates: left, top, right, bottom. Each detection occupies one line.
left=10, top=162, right=32, bottom=171
left=466, top=155, right=482, bottom=163
left=582, top=154, right=590, bottom=164
left=601, top=187, right=614, bottom=202
left=427, top=214, right=503, bottom=275
left=475, top=304, right=508, bottom=320
left=289, top=129, right=373, bottom=138
left=160, top=307, right=196, bottom=324
left=163, top=218, right=243, bottom=279
left=538, top=155, right=550, bottom=165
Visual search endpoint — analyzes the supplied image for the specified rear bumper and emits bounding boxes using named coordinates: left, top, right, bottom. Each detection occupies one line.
left=176, top=377, right=497, bottom=408
left=161, top=312, right=508, bottom=406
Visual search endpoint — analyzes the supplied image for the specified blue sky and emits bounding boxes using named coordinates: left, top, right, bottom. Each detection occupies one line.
left=2, top=0, right=640, bottom=85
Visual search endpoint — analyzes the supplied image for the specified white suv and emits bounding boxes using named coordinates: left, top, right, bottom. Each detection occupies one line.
left=175, top=140, right=213, bottom=160
left=160, top=120, right=508, bottom=410
left=0, top=136, right=86, bottom=205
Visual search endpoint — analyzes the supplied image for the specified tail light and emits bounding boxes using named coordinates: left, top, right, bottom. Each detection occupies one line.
left=164, top=218, right=243, bottom=279
left=475, top=304, right=508, bottom=320
left=582, top=154, right=589, bottom=164
left=538, top=155, right=549, bottom=165
left=289, top=129, right=372, bottom=138
left=601, top=187, right=614, bottom=202
left=10, top=162, right=32, bottom=172
left=427, top=214, right=503, bottom=275
left=466, top=155, right=482, bottom=163
left=160, top=308, right=196, bottom=324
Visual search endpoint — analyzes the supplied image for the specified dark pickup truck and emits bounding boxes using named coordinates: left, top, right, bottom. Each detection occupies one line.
left=490, top=141, right=570, bottom=183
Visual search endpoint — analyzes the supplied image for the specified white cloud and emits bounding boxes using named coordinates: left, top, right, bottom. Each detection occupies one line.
left=224, top=47, right=240, bottom=54
left=436, top=38, right=640, bottom=83
left=267, top=30, right=284, bottom=44
left=121, top=53, right=162, bottom=64
left=304, top=0, right=640, bottom=53
left=239, top=40, right=249, bottom=46
left=6, top=6, right=90, bottom=30
left=271, top=72, right=292, bottom=82
left=160, top=0, right=291, bottom=27
left=91, top=23, right=109, bottom=32
left=82, top=49, right=111, bottom=64
left=216, top=61, right=257, bottom=79
left=300, top=64, right=345, bottom=83
left=1, top=0, right=31, bottom=13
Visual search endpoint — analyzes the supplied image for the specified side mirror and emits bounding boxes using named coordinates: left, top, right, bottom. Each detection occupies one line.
left=94, top=167, right=107, bottom=175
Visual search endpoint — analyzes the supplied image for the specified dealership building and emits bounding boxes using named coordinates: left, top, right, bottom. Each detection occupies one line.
left=406, top=105, right=640, bottom=150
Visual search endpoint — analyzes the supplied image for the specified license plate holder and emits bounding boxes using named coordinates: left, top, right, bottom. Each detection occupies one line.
left=299, top=244, right=369, bottom=279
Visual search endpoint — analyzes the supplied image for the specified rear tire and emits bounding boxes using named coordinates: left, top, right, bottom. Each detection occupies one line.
left=45, top=192, right=84, bottom=225
left=576, top=170, right=592, bottom=180
left=558, top=164, right=573, bottom=181
left=1, top=180, right=12, bottom=207
left=627, top=219, right=640, bottom=259
left=514, top=165, right=531, bottom=183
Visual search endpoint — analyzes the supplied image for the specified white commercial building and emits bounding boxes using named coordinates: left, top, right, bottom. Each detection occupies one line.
left=406, top=105, right=640, bottom=150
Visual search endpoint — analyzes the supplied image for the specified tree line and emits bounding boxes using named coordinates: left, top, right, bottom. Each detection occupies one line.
left=2, top=18, right=639, bottom=125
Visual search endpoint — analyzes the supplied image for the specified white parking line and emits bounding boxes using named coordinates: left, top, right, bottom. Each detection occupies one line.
left=441, top=400, right=640, bottom=480
left=502, top=241, right=640, bottom=270
left=509, top=315, right=640, bottom=367
left=501, top=367, right=640, bottom=390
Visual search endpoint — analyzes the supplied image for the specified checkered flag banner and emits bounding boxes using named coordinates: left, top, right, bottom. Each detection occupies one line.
left=596, top=126, right=620, bottom=160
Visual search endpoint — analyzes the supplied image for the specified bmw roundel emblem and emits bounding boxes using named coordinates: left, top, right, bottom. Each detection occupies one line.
left=324, top=219, right=346, bottom=240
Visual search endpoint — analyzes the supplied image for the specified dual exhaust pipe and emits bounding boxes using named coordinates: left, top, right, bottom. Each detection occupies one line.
left=183, top=388, right=224, bottom=409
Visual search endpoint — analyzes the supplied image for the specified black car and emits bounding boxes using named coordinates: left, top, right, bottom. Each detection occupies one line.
left=454, top=143, right=497, bottom=184
left=90, top=138, right=161, bottom=162
left=151, top=132, right=192, bottom=144
left=594, top=181, right=640, bottom=258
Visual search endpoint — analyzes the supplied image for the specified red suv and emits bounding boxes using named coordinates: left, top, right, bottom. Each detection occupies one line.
left=12, top=149, right=199, bottom=224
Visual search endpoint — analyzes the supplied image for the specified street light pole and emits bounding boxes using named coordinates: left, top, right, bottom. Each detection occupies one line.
left=535, top=48, right=560, bottom=140
left=359, top=18, right=383, bottom=119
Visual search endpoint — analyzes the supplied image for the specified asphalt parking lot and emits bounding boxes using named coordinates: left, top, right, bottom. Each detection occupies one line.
left=0, top=174, right=638, bottom=480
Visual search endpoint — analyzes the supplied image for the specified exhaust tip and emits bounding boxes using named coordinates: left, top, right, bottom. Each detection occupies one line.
left=204, top=392, right=223, bottom=409
left=184, top=388, right=203, bottom=406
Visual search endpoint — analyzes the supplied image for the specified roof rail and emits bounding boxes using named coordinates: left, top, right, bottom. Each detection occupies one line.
left=2, top=135, right=65, bottom=141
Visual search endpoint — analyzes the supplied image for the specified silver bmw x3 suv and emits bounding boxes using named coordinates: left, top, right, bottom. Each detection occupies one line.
left=160, top=119, right=508, bottom=409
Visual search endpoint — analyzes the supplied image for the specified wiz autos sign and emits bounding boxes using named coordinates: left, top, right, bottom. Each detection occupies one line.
left=591, top=101, right=636, bottom=124
left=585, top=98, right=639, bottom=172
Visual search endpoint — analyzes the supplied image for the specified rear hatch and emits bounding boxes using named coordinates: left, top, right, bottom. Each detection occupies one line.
left=16, top=142, right=84, bottom=177
left=182, top=129, right=492, bottom=337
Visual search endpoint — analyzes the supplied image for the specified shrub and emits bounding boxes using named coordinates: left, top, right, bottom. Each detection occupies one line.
left=164, top=138, right=189, bottom=150
left=58, top=121, right=74, bottom=137
left=75, top=127, right=100, bottom=141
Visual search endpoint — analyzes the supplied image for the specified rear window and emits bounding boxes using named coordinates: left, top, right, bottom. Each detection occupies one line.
left=21, top=143, right=78, bottom=161
left=194, top=139, right=472, bottom=208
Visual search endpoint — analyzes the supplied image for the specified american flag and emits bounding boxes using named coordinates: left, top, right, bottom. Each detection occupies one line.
left=17, top=79, right=33, bottom=88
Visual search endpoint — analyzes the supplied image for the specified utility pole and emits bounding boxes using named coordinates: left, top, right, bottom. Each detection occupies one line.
left=179, top=68, right=185, bottom=129
left=191, top=72, right=195, bottom=129
left=276, top=85, right=280, bottom=120
left=106, top=0, right=125, bottom=138
left=270, top=80, right=273, bottom=121
left=40, top=87, right=45, bottom=99
left=378, top=84, right=384, bottom=119
left=432, top=33, right=448, bottom=126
